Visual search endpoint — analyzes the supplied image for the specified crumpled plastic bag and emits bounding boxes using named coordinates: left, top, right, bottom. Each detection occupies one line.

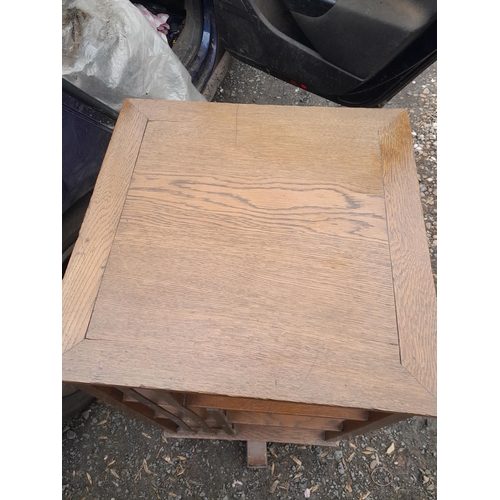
left=62, top=0, right=205, bottom=112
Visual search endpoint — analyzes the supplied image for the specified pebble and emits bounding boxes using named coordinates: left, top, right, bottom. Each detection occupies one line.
left=67, top=430, right=76, bottom=440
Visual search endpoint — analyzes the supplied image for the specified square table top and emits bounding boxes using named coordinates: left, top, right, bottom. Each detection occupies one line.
left=62, top=100, right=436, bottom=417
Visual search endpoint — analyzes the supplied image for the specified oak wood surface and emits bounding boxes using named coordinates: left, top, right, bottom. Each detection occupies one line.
left=89, top=114, right=398, bottom=346
left=62, top=101, right=148, bottom=353
left=62, top=101, right=437, bottom=420
left=380, top=113, right=437, bottom=397
left=62, top=337, right=435, bottom=415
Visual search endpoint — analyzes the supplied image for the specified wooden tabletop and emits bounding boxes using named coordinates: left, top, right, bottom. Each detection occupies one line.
left=62, top=100, right=436, bottom=417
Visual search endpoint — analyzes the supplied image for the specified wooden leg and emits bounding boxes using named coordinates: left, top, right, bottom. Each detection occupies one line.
left=246, top=441, right=267, bottom=468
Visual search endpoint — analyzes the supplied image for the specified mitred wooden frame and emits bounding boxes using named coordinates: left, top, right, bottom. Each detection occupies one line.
left=63, top=100, right=436, bottom=464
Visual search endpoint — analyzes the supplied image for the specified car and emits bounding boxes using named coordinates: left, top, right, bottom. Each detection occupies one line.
left=62, top=0, right=437, bottom=420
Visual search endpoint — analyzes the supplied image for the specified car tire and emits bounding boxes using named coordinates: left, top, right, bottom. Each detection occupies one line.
left=63, top=383, right=95, bottom=422
left=62, top=191, right=95, bottom=422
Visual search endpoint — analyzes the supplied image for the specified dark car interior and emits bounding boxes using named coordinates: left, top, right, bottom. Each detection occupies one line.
left=214, top=0, right=436, bottom=106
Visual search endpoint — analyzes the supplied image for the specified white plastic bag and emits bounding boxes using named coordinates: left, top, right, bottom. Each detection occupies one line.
left=62, top=0, right=205, bottom=112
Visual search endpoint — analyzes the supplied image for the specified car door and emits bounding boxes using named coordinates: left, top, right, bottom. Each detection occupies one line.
left=212, top=0, right=436, bottom=107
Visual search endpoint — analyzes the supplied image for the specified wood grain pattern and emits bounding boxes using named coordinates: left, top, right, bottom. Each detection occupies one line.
left=62, top=100, right=147, bottom=353
left=62, top=338, right=435, bottom=415
left=226, top=410, right=343, bottom=431
left=88, top=111, right=399, bottom=347
left=186, top=395, right=369, bottom=420
left=63, top=101, right=437, bottom=437
left=380, top=112, right=437, bottom=397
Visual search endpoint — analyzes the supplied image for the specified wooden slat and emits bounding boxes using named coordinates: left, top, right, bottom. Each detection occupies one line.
left=171, top=423, right=334, bottom=447
left=122, top=397, right=211, bottom=425
left=226, top=410, right=343, bottom=431
left=118, top=387, right=194, bottom=433
left=126, top=389, right=358, bottom=418
left=206, top=409, right=236, bottom=435
left=380, top=112, right=437, bottom=397
left=62, top=100, right=148, bottom=353
left=148, top=390, right=213, bottom=434
left=123, top=390, right=212, bottom=433
left=187, top=394, right=368, bottom=420
left=247, top=441, right=267, bottom=468
left=76, top=384, right=176, bottom=432
left=124, top=394, right=341, bottom=431
left=122, top=390, right=175, bottom=405
left=156, top=405, right=220, bottom=432
left=123, top=391, right=211, bottom=430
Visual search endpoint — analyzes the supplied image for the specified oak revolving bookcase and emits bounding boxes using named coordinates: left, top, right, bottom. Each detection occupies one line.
left=62, top=100, right=436, bottom=467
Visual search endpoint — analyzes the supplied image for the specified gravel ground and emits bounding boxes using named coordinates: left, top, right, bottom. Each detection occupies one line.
left=63, top=60, right=437, bottom=500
